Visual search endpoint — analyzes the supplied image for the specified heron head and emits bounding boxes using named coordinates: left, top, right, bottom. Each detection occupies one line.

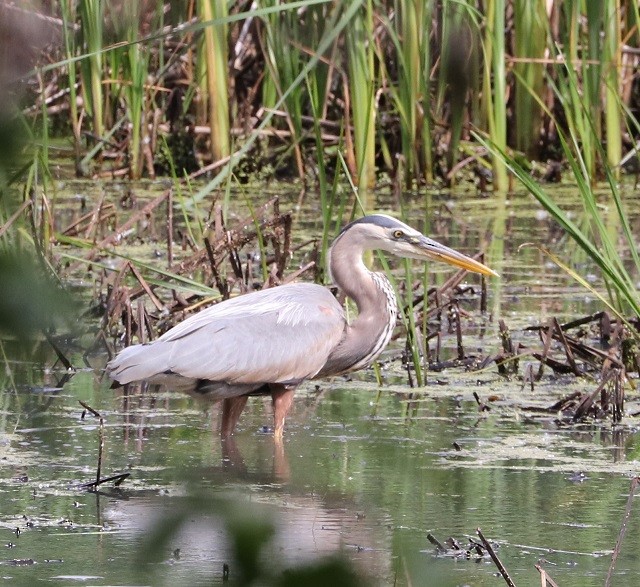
left=339, top=214, right=498, bottom=277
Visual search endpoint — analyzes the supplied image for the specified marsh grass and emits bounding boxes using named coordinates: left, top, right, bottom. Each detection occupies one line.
left=478, top=123, right=640, bottom=325
left=115, top=3, right=151, bottom=179
left=77, top=0, right=104, bottom=141
left=198, top=0, right=230, bottom=163
left=6, top=0, right=640, bottom=376
left=513, top=0, right=547, bottom=158
left=483, top=0, right=508, bottom=192
left=13, top=0, right=640, bottom=193
left=345, top=1, right=376, bottom=208
left=379, top=0, right=433, bottom=184
left=259, top=0, right=309, bottom=181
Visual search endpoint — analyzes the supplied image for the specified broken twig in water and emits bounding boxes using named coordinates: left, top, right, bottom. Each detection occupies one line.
left=476, top=528, right=516, bottom=587
left=79, top=401, right=103, bottom=488
left=473, top=392, right=490, bottom=412
left=78, top=401, right=130, bottom=490
left=605, top=476, right=640, bottom=587
left=43, top=331, right=74, bottom=371
left=427, top=533, right=446, bottom=553
left=535, top=564, right=560, bottom=587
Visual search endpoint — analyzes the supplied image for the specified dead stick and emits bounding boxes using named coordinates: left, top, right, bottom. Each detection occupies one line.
left=281, top=261, right=315, bottom=284
left=535, top=564, right=559, bottom=587
left=454, top=303, right=464, bottom=360
left=0, top=200, right=32, bottom=239
left=605, top=476, right=640, bottom=587
left=79, top=401, right=103, bottom=488
left=127, top=262, right=165, bottom=311
left=79, top=472, right=130, bottom=489
left=552, top=317, right=579, bottom=375
left=66, top=190, right=170, bottom=272
left=42, top=331, right=74, bottom=371
left=476, top=528, right=516, bottom=587
left=167, top=188, right=173, bottom=266
left=480, top=253, right=488, bottom=313
left=427, top=533, right=446, bottom=552
left=61, top=203, right=115, bottom=236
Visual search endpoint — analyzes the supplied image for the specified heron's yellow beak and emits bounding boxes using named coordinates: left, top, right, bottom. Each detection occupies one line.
left=412, top=236, right=499, bottom=277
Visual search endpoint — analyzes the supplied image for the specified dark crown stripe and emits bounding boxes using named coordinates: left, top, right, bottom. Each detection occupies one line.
left=337, top=214, right=404, bottom=238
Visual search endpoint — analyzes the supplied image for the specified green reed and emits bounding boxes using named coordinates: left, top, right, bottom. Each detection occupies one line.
left=346, top=1, right=376, bottom=209
left=376, top=0, right=432, bottom=185
left=603, top=1, right=622, bottom=175
left=308, top=74, right=337, bottom=281
left=60, top=0, right=81, bottom=157
left=478, top=94, right=640, bottom=323
left=78, top=0, right=104, bottom=140
left=111, top=3, right=151, bottom=179
left=198, top=0, right=230, bottom=163
left=13, top=1, right=640, bottom=196
left=483, top=0, right=508, bottom=192
left=193, top=1, right=364, bottom=202
left=260, top=0, right=308, bottom=180
left=513, top=0, right=547, bottom=157
left=439, top=1, right=481, bottom=180
left=159, top=136, right=204, bottom=247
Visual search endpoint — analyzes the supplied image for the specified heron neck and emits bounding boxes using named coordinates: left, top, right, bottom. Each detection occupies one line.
left=321, top=240, right=397, bottom=376
left=329, top=240, right=384, bottom=313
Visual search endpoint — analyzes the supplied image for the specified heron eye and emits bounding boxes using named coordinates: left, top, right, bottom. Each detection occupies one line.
left=393, top=230, right=404, bottom=239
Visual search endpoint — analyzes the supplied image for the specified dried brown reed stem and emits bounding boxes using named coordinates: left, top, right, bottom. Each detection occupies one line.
left=551, top=317, right=579, bottom=374
left=166, top=188, right=173, bottom=266
left=473, top=392, right=490, bottom=412
left=61, top=202, right=116, bottom=237
left=79, top=400, right=103, bottom=488
left=78, top=400, right=129, bottom=490
left=43, top=331, right=74, bottom=371
left=605, top=476, right=640, bottom=587
left=476, top=528, right=516, bottom=587
left=426, top=533, right=446, bottom=552
left=452, top=302, right=464, bottom=360
left=99, top=197, right=301, bottom=342
left=0, top=200, right=32, bottom=239
left=534, top=564, right=559, bottom=587
left=572, top=369, right=616, bottom=421
left=66, top=189, right=171, bottom=272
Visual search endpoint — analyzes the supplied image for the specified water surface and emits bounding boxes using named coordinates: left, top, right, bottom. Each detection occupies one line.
left=1, top=182, right=639, bottom=585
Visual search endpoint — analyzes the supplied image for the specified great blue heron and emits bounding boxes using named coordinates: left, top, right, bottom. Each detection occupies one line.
left=107, top=214, right=496, bottom=439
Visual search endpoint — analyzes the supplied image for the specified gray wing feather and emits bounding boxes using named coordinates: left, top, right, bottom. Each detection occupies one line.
left=107, top=283, right=345, bottom=386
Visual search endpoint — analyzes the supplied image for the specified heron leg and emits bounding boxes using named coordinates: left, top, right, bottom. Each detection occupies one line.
left=221, top=396, right=248, bottom=438
left=271, top=385, right=295, bottom=440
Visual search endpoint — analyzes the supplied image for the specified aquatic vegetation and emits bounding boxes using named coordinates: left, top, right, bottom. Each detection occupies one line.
left=2, top=5, right=640, bottom=587
left=0, top=1, right=631, bottom=192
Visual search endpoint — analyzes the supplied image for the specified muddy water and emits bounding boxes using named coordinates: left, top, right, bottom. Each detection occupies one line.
left=1, top=183, right=639, bottom=586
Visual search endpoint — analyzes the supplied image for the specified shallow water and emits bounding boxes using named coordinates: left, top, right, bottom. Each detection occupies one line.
left=0, top=362, right=639, bottom=586
left=2, top=181, right=640, bottom=585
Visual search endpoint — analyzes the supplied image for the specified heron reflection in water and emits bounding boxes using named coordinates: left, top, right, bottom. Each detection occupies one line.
left=107, top=214, right=497, bottom=439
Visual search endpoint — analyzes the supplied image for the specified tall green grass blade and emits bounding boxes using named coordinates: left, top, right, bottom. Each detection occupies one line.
left=532, top=245, right=639, bottom=341
left=60, top=0, right=80, bottom=155
left=604, top=0, right=622, bottom=175
left=259, top=0, right=310, bottom=179
left=381, top=0, right=433, bottom=185
left=111, top=2, right=151, bottom=179
left=346, top=0, right=376, bottom=207
left=78, top=0, right=104, bottom=139
left=513, top=0, right=547, bottom=157
left=199, top=0, right=230, bottom=162
left=307, top=74, right=333, bottom=281
left=482, top=0, right=508, bottom=191
left=476, top=133, right=640, bottom=318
